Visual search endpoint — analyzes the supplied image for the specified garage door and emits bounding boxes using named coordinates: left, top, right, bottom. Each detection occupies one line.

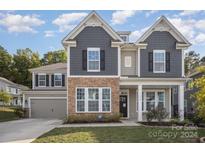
left=31, top=99, right=67, bottom=119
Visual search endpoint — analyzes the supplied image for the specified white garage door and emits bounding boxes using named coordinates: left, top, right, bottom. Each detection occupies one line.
left=30, top=98, right=67, bottom=119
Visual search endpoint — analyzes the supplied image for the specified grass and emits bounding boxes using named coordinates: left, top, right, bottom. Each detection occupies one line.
left=33, top=126, right=205, bottom=143
left=0, top=106, right=19, bottom=122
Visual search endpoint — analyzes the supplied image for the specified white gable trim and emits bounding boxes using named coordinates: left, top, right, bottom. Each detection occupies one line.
left=135, top=16, right=191, bottom=46
left=62, top=11, right=123, bottom=45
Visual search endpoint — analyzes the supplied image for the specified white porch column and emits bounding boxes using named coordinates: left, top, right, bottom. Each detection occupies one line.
left=138, top=84, right=142, bottom=121
left=169, top=88, right=172, bottom=119
left=178, top=85, right=184, bottom=121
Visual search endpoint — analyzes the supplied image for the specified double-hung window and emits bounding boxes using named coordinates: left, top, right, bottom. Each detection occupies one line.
left=54, top=73, right=62, bottom=87
left=77, top=88, right=85, bottom=112
left=76, top=87, right=111, bottom=112
left=140, top=90, right=165, bottom=112
left=87, top=48, right=100, bottom=72
left=88, top=88, right=99, bottom=111
left=38, top=73, right=46, bottom=87
left=153, top=50, right=166, bottom=73
left=102, top=88, right=111, bottom=111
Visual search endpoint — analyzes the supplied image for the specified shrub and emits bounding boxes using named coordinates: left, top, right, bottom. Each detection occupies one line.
left=145, top=110, right=155, bottom=122
left=66, top=113, right=121, bottom=123
left=145, top=106, right=168, bottom=122
left=155, top=107, right=169, bottom=122
left=14, top=107, right=25, bottom=118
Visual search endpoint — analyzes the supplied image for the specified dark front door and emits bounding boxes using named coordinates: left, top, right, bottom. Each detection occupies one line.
left=120, top=95, right=128, bottom=117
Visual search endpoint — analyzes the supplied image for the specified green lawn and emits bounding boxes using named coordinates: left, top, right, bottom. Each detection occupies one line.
left=0, top=106, right=19, bottom=122
left=33, top=126, right=205, bottom=143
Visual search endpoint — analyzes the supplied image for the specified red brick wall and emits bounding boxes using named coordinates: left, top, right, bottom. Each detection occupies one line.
left=67, top=77, right=120, bottom=115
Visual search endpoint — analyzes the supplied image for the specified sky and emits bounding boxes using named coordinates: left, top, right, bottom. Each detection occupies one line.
left=0, top=10, right=205, bottom=57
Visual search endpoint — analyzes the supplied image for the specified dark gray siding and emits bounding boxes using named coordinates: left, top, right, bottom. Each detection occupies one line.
left=140, top=31, right=182, bottom=78
left=70, top=26, right=118, bottom=75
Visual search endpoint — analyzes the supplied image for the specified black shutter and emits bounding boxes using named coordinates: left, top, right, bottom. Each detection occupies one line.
left=148, top=52, right=153, bottom=72
left=166, top=52, right=170, bottom=72
left=51, top=74, right=54, bottom=87
left=100, top=50, right=105, bottom=71
left=35, top=74, right=38, bottom=87
left=82, top=50, right=87, bottom=70
left=46, top=75, right=49, bottom=86
left=62, top=74, right=65, bottom=86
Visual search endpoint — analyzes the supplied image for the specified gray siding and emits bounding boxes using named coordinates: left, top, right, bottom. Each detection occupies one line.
left=121, top=50, right=137, bottom=76
left=140, top=31, right=182, bottom=78
left=70, top=26, right=118, bottom=75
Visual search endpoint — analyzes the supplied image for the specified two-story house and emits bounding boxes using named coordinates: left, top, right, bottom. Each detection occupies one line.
left=23, top=63, right=67, bottom=118
left=24, top=11, right=191, bottom=121
left=0, top=77, right=28, bottom=106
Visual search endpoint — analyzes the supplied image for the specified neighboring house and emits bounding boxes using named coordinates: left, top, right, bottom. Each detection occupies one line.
left=184, top=67, right=205, bottom=115
left=0, top=77, right=28, bottom=106
left=24, top=11, right=191, bottom=121
left=23, top=63, right=67, bottom=118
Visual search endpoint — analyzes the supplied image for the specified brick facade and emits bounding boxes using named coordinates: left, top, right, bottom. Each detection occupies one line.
left=67, top=77, right=120, bottom=115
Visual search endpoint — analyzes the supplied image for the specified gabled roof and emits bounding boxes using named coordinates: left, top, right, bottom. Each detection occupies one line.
left=0, top=77, right=29, bottom=90
left=136, top=16, right=191, bottom=46
left=62, top=11, right=124, bottom=46
left=29, top=63, right=67, bottom=72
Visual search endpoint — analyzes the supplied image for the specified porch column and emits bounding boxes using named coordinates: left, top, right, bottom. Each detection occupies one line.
left=138, top=84, right=142, bottom=121
left=169, top=88, right=172, bottom=119
left=178, top=85, right=184, bottom=121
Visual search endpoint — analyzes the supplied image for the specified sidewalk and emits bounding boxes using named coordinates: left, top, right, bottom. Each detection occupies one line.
left=58, top=120, right=142, bottom=128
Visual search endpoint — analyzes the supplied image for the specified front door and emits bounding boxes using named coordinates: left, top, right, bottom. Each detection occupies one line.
left=120, top=95, right=128, bottom=117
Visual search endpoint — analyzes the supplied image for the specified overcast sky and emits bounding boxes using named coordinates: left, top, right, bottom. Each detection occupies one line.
left=0, top=10, right=205, bottom=57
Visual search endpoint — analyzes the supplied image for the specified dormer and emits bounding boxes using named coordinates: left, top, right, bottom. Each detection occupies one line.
left=117, top=31, right=131, bottom=43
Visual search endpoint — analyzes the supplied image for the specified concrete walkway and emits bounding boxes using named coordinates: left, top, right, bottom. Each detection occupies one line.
left=59, top=120, right=141, bottom=128
left=0, top=119, right=62, bottom=143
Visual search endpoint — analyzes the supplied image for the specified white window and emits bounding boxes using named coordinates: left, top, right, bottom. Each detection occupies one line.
left=140, top=90, right=165, bottom=112
left=124, top=56, right=132, bottom=67
left=102, top=88, right=111, bottom=111
left=88, top=88, right=99, bottom=111
left=54, top=73, right=62, bottom=87
left=77, top=88, right=85, bottom=112
left=87, top=48, right=100, bottom=72
left=38, top=73, right=46, bottom=87
left=76, top=87, right=111, bottom=112
left=153, top=50, right=166, bottom=73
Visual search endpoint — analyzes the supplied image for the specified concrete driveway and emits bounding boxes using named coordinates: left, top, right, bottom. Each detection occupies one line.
left=0, top=119, right=62, bottom=143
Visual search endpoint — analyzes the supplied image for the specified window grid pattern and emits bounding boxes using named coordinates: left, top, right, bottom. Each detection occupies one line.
left=87, top=48, right=100, bottom=72
left=153, top=50, right=166, bottom=73
left=76, top=87, right=111, bottom=112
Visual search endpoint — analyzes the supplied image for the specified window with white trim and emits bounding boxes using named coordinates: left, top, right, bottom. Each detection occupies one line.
left=88, top=88, right=99, bottom=111
left=153, top=50, right=166, bottom=73
left=38, top=74, right=46, bottom=87
left=140, top=91, right=165, bottom=112
left=77, top=88, right=85, bottom=112
left=124, top=56, right=132, bottom=67
left=102, top=88, right=111, bottom=111
left=54, top=73, right=62, bottom=87
left=87, top=48, right=100, bottom=72
left=76, top=87, right=111, bottom=112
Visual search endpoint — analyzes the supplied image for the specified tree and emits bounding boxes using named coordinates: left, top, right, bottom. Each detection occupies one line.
left=41, top=50, right=67, bottom=65
left=191, top=66, right=205, bottom=121
left=185, top=51, right=200, bottom=75
left=0, top=91, right=12, bottom=106
left=12, top=48, right=41, bottom=87
left=200, top=56, right=205, bottom=64
left=0, top=45, right=13, bottom=79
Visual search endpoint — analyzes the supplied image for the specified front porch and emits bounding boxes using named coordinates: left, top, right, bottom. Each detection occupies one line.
left=119, top=77, right=186, bottom=121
